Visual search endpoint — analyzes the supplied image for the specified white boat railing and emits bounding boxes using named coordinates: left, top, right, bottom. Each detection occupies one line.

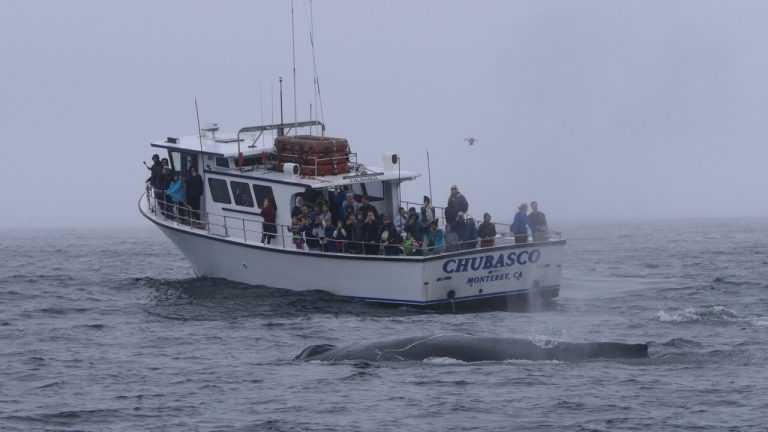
left=399, top=200, right=560, bottom=240
left=143, top=184, right=560, bottom=256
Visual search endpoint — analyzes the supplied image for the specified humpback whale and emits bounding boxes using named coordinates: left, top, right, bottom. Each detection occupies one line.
left=295, top=335, right=649, bottom=362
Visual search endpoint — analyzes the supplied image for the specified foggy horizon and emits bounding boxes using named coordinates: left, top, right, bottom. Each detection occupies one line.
left=2, top=0, right=767, bottom=229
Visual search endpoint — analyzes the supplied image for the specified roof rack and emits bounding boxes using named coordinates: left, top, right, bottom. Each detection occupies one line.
left=237, top=120, right=326, bottom=156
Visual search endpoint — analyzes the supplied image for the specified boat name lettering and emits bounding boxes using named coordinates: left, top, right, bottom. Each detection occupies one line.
left=441, top=249, right=541, bottom=274
left=348, top=175, right=380, bottom=183
left=466, top=272, right=522, bottom=285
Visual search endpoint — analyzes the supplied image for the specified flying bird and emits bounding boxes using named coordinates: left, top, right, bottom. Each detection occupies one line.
left=464, top=137, right=479, bottom=145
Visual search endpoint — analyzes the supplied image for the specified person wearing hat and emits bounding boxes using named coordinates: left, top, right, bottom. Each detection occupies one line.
left=510, top=203, right=533, bottom=244
left=445, top=185, right=469, bottom=226
left=420, top=195, right=433, bottom=228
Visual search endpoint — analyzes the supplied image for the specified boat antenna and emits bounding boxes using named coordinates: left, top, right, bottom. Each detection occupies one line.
left=397, top=155, right=402, bottom=209
left=259, top=81, right=265, bottom=147
left=194, top=97, right=206, bottom=182
left=291, top=0, right=298, bottom=134
left=269, top=83, right=275, bottom=124
left=309, top=0, right=325, bottom=130
left=426, top=150, right=433, bottom=207
left=308, top=99, right=313, bottom=135
left=278, top=76, right=284, bottom=137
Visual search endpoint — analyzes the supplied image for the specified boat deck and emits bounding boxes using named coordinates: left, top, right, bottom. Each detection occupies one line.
left=139, top=187, right=562, bottom=258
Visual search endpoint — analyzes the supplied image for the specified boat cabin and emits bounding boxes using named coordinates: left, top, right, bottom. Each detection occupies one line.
left=149, top=120, right=419, bottom=242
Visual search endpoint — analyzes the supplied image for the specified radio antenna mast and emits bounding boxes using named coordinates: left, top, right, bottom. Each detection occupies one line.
left=291, top=0, right=298, bottom=134
left=426, top=150, right=433, bottom=206
left=309, top=0, right=325, bottom=129
left=259, top=81, right=265, bottom=147
left=278, top=77, right=284, bottom=137
left=194, top=98, right=206, bottom=182
left=308, top=99, right=313, bottom=135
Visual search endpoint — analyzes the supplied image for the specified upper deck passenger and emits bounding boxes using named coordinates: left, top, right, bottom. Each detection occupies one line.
left=445, top=185, right=469, bottom=226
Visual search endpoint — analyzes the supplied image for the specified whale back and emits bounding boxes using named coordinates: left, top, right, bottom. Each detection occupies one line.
left=295, top=335, right=649, bottom=362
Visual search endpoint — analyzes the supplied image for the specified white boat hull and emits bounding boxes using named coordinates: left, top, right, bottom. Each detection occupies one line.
left=141, top=200, right=565, bottom=307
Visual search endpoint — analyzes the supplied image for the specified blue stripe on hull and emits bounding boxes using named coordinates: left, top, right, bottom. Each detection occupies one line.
left=348, top=285, right=560, bottom=305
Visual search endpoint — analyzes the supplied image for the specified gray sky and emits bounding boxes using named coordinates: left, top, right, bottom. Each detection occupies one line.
left=2, top=0, right=767, bottom=228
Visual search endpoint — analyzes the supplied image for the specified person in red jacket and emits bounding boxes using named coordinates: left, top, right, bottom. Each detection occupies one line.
left=261, top=198, right=277, bottom=244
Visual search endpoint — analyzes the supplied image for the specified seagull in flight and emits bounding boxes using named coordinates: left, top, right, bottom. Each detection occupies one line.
left=464, top=137, right=479, bottom=146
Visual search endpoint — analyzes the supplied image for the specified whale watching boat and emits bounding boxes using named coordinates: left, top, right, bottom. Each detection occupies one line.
left=138, top=120, right=566, bottom=309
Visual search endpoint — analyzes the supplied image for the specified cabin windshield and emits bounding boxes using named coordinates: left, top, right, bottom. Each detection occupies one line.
left=168, top=150, right=198, bottom=177
left=351, top=181, right=383, bottom=203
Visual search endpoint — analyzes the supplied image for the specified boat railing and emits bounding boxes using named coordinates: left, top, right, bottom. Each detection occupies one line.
left=397, top=200, right=558, bottom=240
left=144, top=184, right=560, bottom=255
left=400, top=200, right=446, bottom=226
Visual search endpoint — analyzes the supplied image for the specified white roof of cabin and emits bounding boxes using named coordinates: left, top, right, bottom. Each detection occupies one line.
left=151, top=132, right=266, bottom=157
left=150, top=132, right=420, bottom=189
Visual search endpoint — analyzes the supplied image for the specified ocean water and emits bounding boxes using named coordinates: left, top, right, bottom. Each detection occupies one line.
left=1, top=218, right=767, bottom=431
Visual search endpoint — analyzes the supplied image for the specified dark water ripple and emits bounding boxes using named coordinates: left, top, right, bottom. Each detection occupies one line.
left=1, top=220, right=768, bottom=431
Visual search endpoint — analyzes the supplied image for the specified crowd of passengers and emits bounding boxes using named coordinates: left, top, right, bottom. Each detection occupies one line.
left=144, top=154, right=550, bottom=253
left=287, top=184, right=549, bottom=256
left=145, top=154, right=206, bottom=228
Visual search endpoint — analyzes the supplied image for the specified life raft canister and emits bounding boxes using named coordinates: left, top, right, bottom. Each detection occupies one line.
left=274, top=135, right=350, bottom=155
left=274, top=135, right=351, bottom=176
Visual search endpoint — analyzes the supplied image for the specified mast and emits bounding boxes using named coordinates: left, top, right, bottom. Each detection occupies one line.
left=278, top=77, right=284, bottom=137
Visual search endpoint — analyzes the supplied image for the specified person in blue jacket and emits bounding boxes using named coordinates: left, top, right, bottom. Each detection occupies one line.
left=461, top=216, right=479, bottom=249
left=423, top=219, right=444, bottom=255
left=164, top=171, right=186, bottom=220
left=510, top=203, right=533, bottom=244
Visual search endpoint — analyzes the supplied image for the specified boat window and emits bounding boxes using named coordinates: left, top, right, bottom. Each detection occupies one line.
left=169, top=151, right=182, bottom=173
left=350, top=181, right=383, bottom=202
left=208, top=178, right=232, bottom=204
left=301, top=188, right=323, bottom=207
left=230, top=181, right=254, bottom=207
left=252, top=184, right=275, bottom=209
left=169, top=151, right=198, bottom=177
left=216, top=157, right=230, bottom=168
left=234, top=155, right=264, bottom=168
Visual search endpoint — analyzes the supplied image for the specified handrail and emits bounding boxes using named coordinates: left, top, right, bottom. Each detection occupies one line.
left=398, top=200, right=559, bottom=239
left=400, top=200, right=445, bottom=226
left=143, top=183, right=560, bottom=257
